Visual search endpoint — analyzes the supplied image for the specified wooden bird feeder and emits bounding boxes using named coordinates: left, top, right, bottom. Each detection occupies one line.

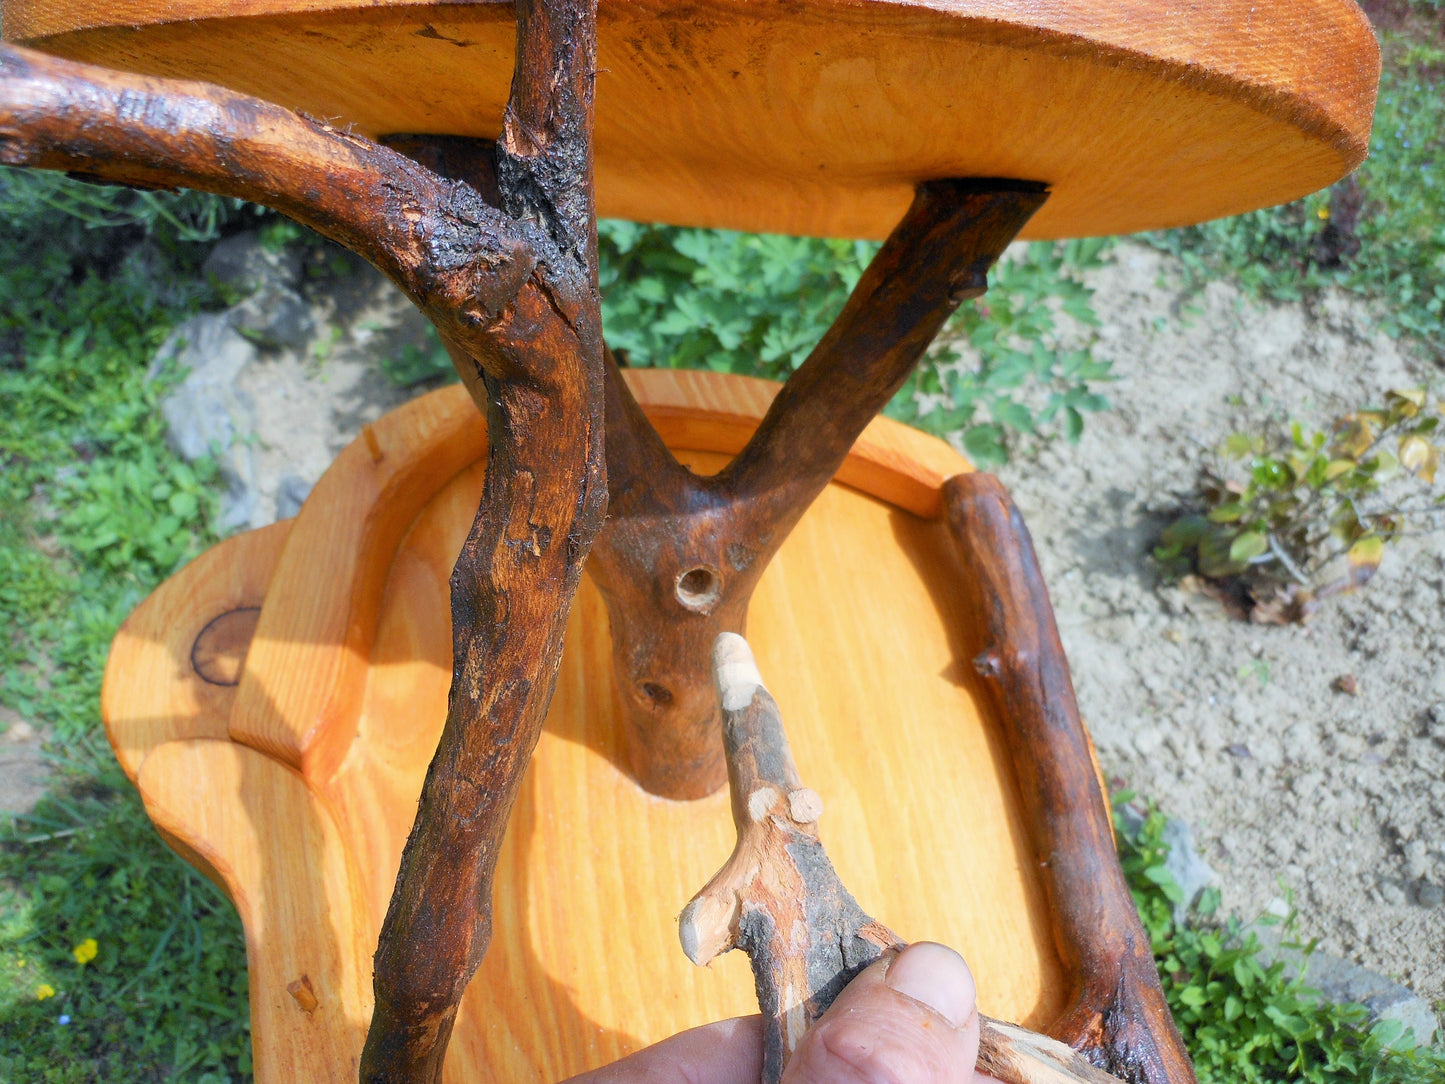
left=0, top=2, right=1379, bottom=1082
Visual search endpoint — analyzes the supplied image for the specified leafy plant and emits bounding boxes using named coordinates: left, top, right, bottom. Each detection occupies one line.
left=884, top=238, right=1114, bottom=466
left=1154, top=389, right=1445, bottom=622
left=598, top=220, right=877, bottom=377
left=599, top=221, right=1114, bottom=466
left=1118, top=795, right=1445, bottom=1082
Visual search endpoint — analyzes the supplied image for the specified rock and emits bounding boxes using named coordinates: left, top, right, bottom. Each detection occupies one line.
left=1161, top=817, right=1218, bottom=922
left=203, top=230, right=302, bottom=296
left=1115, top=807, right=1218, bottom=923
left=229, top=284, right=316, bottom=352
left=1249, top=925, right=1441, bottom=1046
left=149, top=313, right=261, bottom=533
left=0, top=707, right=49, bottom=818
left=1404, top=840, right=1429, bottom=881
left=275, top=474, right=313, bottom=520
left=1417, top=881, right=1444, bottom=909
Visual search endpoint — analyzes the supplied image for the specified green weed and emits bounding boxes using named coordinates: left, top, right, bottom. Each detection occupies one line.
left=1154, top=389, right=1444, bottom=622
left=1118, top=796, right=1445, bottom=1081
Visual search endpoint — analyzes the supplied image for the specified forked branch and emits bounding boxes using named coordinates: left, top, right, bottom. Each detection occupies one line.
left=591, top=181, right=1047, bottom=798
left=2, top=11, right=607, bottom=1082
left=681, top=634, right=1128, bottom=1084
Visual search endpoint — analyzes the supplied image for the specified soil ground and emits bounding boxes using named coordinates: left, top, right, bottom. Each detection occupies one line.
left=995, top=240, right=1445, bottom=1006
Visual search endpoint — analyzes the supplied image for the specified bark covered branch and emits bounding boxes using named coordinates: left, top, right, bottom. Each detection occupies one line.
left=590, top=182, right=1047, bottom=798
left=943, top=473, right=1195, bottom=1084
left=682, top=634, right=1132, bottom=1084
left=3, top=17, right=606, bottom=1083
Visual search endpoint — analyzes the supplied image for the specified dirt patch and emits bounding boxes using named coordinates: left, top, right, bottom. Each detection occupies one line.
left=0, top=707, right=50, bottom=819
left=994, top=240, right=1445, bottom=1003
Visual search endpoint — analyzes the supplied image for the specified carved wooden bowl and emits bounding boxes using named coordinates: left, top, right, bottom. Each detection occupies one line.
left=4, top=0, right=1378, bottom=239
left=105, top=371, right=1102, bottom=1081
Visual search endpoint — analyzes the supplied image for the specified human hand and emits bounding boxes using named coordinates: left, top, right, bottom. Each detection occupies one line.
left=563, top=942, right=1002, bottom=1084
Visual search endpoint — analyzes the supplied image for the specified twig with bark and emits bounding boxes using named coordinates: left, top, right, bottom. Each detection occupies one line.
left=681, top=633, right=1134, bottom=1084
left=4, top=3, right=606, bottom=1076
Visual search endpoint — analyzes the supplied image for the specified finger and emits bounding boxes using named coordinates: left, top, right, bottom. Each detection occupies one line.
left=781, top=942, right=981, bottom=1084
left=561, top=1014, right=762, bottom=1084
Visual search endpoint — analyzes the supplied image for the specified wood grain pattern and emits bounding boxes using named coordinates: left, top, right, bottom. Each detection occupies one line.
left=137, top=739, right=372, bottom=1083
left=106, top=376, right=1094, bottom=1082
left=4, top=0, right=1378, bottom=239
left=217, top=375, right=965, bottom=797
left=230, top=391, right=487, bottom=780
left=102, top=519, right=291, bottom=784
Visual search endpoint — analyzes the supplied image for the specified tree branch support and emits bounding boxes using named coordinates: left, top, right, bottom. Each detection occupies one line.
left=943, top=473, right=1196, bottom=1084
left=591, top=180, right=1047, bottom=798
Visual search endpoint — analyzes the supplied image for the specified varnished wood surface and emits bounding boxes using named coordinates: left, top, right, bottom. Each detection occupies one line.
left=3, top=0, right=1378, bottom=239
left=101, top=373, right=1087, bottom=1081
left=102, top=520, right=291, bottom=783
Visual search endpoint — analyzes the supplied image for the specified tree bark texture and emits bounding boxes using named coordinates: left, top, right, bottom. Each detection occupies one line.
left=3, top=5, right=607, bottom=1077
left=942, top=473, right=1196, bottom=1084
left=683, top=634, right=1133, bottom=1084
left=590, top=181, right=1048, bottom=798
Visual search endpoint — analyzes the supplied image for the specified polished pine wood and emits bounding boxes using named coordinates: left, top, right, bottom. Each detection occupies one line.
left=105, top=375, right=1104, bottom=1083
left=4, top=0, right=1378, bottom=240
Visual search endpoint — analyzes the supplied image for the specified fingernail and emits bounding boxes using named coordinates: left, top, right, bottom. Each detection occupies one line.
left=884, top=942, right=976, bottom=1028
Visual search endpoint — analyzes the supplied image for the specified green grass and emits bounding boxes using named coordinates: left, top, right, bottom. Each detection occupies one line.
left=1, top=167, right=252, bottom=1083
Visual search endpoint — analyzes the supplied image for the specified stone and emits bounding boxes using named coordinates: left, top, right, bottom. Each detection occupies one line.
left=1404, top=840, right=1429, bottom=881
left=275, top=474, right=314, bottom=521
left=0, top=707, right=48, bottom=819
left=1379, top=880, right=1407, bottom=906
left=148, top=314, right=261, bottom=533
left=1161, top=816, right=1218, bottom=922
left=229, top=285, right=316, bottom=352
left=203, top=230, right=302, bottom=296
left=1417, top=881, right=1445, bottom=909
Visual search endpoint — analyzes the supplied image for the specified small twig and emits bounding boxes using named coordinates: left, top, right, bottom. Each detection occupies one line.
left=1265, top=533, right=1311, bottom=585
left=681, top=633, right=1127, bottom=1084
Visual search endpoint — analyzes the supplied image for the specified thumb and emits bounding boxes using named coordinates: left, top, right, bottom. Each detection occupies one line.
left=781, top=942, right=981, bottom=1084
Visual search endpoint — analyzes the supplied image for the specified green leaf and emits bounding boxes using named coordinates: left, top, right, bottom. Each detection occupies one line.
left=961, top=424, right=1007, bottom=467
left=1229, top=531, right=1269, bottom=563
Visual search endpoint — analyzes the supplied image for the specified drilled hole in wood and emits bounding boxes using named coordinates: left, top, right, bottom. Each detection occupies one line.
left=674, top=566, right=721, bottom=613
left=641, top=682, right=674, bottom=705
left=191, top=607, right=262, bottom=686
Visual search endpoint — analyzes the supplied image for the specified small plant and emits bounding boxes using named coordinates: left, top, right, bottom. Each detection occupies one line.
left=1154, top=389, right=1444, bottom=622
left=598, top=220, right=1114, bottom=466
left=1117, top=794, right=1445, bottom=1081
